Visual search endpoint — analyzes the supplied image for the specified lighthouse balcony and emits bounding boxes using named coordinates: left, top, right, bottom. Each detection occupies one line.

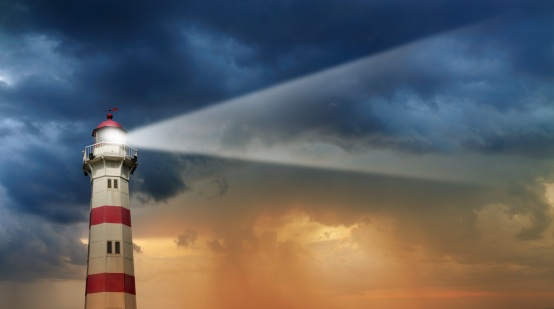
left=83, top=142, right=138, bottom=162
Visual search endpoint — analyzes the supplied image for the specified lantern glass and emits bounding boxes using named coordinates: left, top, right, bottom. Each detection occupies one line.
left=96, top=127, right=126, bottom=144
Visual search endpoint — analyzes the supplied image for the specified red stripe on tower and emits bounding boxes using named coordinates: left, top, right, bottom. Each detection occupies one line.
left=86, top=273, right=136, bottom=294
left=90, top=206, right=132, bottom=227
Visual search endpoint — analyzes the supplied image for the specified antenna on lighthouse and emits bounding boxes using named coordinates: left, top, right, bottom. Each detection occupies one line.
left=105, top=107, right=119, bottom=119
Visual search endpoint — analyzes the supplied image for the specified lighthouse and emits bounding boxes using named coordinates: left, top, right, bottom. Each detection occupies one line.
left=82, top=111, right=139, bottom=309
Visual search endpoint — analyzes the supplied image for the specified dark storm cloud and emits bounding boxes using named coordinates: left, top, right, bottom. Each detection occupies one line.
left=178, top=0, right=514, bottom=77
left=0, top=0, right=224, bottom=124
left=0, top=0, right=525, bottom=125
left=132, top=152, right=191, bottom=203
left=132, top=153, right=237, bottom=203
left=0, top=0, right=550, bottom=212
left=0, top=120, right=90, bottom=224
left=199, top=9, right=554, bottom=158
left=0, top=205, right=86, bottom=280
left=2, top=0, right=505, bottom=59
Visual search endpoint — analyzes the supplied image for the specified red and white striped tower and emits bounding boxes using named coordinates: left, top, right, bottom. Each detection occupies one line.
left=82, top=111, right=139, bottom=309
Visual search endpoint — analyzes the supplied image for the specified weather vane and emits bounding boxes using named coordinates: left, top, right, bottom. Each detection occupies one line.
left=105, top=107, right=119, bottom=113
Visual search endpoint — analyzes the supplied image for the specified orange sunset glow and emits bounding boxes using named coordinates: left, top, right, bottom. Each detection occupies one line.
left=129, top=164, right=554, bottom=309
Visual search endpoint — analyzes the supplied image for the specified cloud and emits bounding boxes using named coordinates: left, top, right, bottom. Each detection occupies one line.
left=0, top=117, right=90, bottom=224
left=132, top=154, right=238, bottom=204
left=207, top=239, right=226, bottom=254
left=0, top=0, right=523, bottom=128
left=505, top=181, right=552, bottom=240
left=132, top=152, right=191, bottom=203
left=133, top=243, right=143, bottom=254
left=172, top=159, right=554, bottom=262
left=0, top=187, right=86, bottom=281
left=176, top=228, right=198, bottom=248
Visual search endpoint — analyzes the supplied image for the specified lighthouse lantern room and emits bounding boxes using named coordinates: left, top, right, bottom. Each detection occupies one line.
left=82, top=111, right=138, bottom=309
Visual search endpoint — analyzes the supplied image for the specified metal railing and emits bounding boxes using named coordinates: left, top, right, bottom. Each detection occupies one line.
left=83, top=142, right=138, bottom=162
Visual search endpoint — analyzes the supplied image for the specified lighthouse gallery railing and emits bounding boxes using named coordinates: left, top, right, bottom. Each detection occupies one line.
left=83, top=142, right=138, bottom=161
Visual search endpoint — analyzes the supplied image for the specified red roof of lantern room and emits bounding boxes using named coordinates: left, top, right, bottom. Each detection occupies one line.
left=92, top=113, right=126, bottom=136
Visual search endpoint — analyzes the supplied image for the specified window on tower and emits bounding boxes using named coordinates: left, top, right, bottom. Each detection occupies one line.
left=107, top=179, right=112, bottom=189
left=115, top=241, right=121, bottom=254
left=114, top=179, right=118, bottom=189
left=107, top=241, right=113, bottom=254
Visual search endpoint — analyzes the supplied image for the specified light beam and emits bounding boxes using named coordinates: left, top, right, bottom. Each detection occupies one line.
left=127, top=23, right=513, bottom=184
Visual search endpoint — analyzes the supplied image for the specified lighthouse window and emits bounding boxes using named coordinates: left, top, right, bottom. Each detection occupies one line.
left=114, top=179, right=118, bottom=189
left=115, top=241, right=121, bottom=254
left=107, top=241, right=113, bottom=254
left=107, top=179, right=112, bottom=189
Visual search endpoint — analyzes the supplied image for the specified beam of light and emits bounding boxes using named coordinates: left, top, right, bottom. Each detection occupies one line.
left=127, top=22, right=510, bottom=184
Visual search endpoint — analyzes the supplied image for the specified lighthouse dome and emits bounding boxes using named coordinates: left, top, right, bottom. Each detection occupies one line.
left=93, top=113, right=127, bottom=144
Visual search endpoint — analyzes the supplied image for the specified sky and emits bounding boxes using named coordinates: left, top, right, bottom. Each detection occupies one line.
left=1, top=0, right=554, bottom=308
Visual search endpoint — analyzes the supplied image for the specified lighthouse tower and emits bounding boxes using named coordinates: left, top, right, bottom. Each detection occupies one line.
left=82, top=112, right=139, bottom=309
